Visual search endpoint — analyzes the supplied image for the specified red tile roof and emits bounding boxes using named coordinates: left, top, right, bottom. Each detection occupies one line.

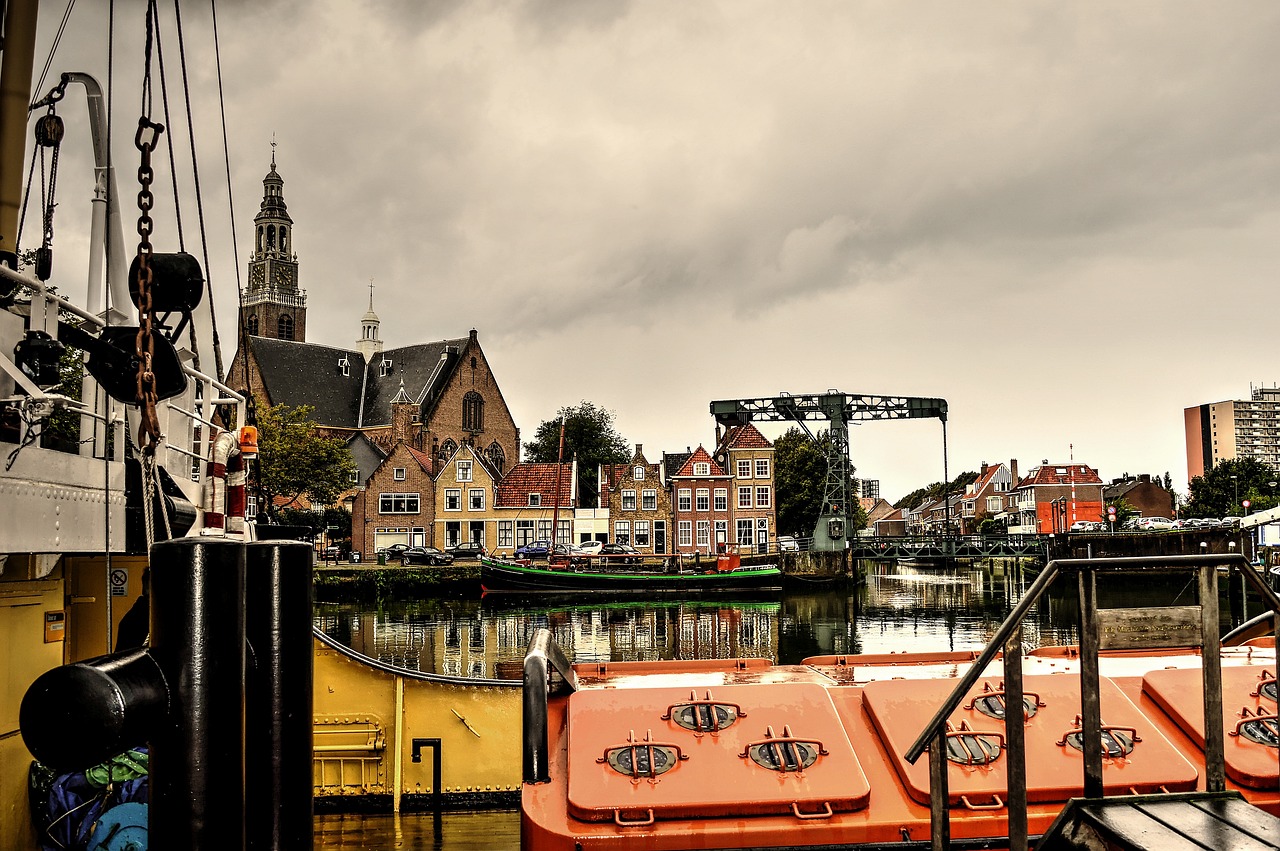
left=671, top=446, right=728, bottom=478
left=1017, top=463, right=1103, bottom=488
left=717, top=423, right=772, bottom=452
left=406, top=446, right=434, bottom=476
left=496, top=462, right=574, bottom=507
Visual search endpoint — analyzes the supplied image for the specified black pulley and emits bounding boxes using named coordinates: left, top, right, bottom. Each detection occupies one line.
left=84, top=325, right=189, bottom=404
left=13, top=330, right=65, bottom=387
left=129, top=251, right=204, bottom=314
left=34, top=114, right=64, bottom=147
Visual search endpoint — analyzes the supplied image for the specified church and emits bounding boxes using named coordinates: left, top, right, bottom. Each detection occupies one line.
left=225, top=153, right=522, bottom=549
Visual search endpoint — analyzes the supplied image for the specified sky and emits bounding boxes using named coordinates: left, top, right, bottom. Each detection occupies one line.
left=24, top=1, right=1280, bottom=503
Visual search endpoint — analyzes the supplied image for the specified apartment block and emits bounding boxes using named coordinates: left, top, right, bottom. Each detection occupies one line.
left=1185, top=386, right=1280, bottom=482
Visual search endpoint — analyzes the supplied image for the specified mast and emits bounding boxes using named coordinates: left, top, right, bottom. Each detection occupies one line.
left=550, top=415, right=566, bottom=546
left=0, top=0, right=39, bottom=287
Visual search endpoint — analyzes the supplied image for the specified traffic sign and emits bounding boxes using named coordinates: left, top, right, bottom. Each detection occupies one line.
left=1106, top=506, right=1116, bottom=516
left=1243, top=500, right=1251, bottom=509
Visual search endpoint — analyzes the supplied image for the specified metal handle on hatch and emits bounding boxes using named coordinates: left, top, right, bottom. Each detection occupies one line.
left=613, top=808, right=655, bottom=827
left=791, top=801, right=834, bottom=820
left=959, top=794, right=1005, bottom=811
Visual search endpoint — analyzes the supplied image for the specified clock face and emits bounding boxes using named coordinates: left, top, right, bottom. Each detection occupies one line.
left=275, top=264, right=297, bottom=289
left=249, top=265, right=265, bottom=287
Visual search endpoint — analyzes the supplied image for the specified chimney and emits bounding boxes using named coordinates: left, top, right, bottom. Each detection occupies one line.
left=1138, top=473, right=1151, bottom=484
left=980, top=462, right=989, bottom=477
left=635, top=443, right=643, bottom=459
left=1010, top=459, right=1019, bottom=482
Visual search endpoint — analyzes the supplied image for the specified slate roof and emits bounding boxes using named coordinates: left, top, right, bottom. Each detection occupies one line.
left=662, top=451, right=693, bottom=480
left=247, top=335, right=470, bottom=428
left=495, top=463, right=574, bottom=508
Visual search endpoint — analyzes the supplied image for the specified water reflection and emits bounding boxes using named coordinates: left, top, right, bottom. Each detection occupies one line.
left=315, top=559, right=1242, bottom=678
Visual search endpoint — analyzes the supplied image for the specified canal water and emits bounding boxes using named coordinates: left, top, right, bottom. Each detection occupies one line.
left=312, top=559, right=1249, bottom=849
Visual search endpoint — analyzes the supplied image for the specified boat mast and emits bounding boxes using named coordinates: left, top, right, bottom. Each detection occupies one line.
left=550, top=415, right=566, bottom=548
left=0, top=0, right=39, bottom=286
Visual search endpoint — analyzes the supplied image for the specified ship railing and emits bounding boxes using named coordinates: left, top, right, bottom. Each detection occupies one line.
left=523, top=628, right=579, bottom=785
left=903, top=553, right=1280, bottom=851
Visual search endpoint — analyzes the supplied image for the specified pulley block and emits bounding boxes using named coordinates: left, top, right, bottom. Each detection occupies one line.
left=84, top=326, right=188, bottom=404
left=13, top=331, right=65, bottom=387
left=129, top=252, right=204, bottom=314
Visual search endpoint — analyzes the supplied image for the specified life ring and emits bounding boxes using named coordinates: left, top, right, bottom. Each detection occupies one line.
left=203, top=430, right=245, bottom=535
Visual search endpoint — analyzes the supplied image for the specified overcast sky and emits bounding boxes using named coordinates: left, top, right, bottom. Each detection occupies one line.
left=28, top=1, right=1280, bottom=503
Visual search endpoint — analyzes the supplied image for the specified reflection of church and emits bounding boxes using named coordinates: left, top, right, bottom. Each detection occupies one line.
left=226, top=153, right=521, bottom=515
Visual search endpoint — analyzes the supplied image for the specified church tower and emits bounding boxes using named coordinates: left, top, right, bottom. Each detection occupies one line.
left=241, top=144, right=306, bottom=341
left=356, top=282, right=383, bottom=362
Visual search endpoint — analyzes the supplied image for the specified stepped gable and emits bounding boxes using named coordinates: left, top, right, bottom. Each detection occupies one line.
left=246, top=337, right=364, bottom=425
left=495, top=463, right=574, bottom=508
left=360, top=338, right=471, bottom=427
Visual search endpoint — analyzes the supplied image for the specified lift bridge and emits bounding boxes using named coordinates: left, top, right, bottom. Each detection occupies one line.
left=711, top=392, right=948, bottom=552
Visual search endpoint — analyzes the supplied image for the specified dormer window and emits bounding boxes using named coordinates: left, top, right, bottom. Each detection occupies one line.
left=528, top=493, right=541, bottom=507
left=693, top=462, right=710, bottom=476
left=380, top=359, right=393, bottom=377
left=338, top=357, right=350, bottom=377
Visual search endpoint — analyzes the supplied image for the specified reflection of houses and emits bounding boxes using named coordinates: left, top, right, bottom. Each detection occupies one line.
left=1103, top=474, right=1174, bottom=520
left=493, top=461, right=576, bottom=554
left=1008, top=462, right=1104, bottom=534
left=601, top=445, right=671, bottom=554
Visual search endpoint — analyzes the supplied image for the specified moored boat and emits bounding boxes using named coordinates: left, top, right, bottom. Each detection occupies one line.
left=480, top=551, right=784, bottom=595
left=519, top=554, right=1280, bottom=850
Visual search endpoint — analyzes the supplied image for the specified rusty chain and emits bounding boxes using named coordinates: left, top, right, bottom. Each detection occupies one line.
left=133, top=117, right=165, bottom=455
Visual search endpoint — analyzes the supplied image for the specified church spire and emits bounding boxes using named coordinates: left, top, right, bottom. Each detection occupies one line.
left=241, top=142, right=306, bottom=341
left=357, top=279, right=383, bottom=361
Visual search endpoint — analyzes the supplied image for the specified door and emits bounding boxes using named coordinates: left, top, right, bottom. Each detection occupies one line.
left=654, top=521, right=666, bottom=555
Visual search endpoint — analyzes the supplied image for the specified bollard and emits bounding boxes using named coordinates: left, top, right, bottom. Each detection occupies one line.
left=19, top=648, right=165, bottom=771
left=148, top=537, right=247, bottom=849
left=245, top=540, right=314, bottom=850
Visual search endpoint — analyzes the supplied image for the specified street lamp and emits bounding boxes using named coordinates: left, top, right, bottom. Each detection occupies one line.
left=1231, top=474, right=1239, bottom=513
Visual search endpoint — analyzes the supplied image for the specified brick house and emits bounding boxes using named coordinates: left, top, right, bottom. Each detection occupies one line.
left=602, top=445, right=672, bottom=555
left=493, top=462, right=576, bottom=556
left=714, top=423, right=777, bottom=554
left=665, top=446, right=733, bottom=554
left=435, top=444, right=502, bottom=551
left=956, top=461, right=1016, bottom=533
left=1008, top=462, right=1105, bottom=534
left=351, top=441, right=436, bottom=556
left=1103, top=474, right=1175, bottom=521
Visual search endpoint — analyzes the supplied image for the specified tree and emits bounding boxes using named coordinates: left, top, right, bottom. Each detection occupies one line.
left=255, top=403, right=357, bottom=517
left=1183, top=457, right=1280, bottom=518
left=774, top=427, right=869, bottom=538
left=524, top=401, right=629, bottom=508
left=894, top=471, right=980, bottom=511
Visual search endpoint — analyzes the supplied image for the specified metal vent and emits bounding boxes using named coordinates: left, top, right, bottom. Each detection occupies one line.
left=739, top=725, right=828, bottom=773
left=944, top=720, right=1005, bottom=766
left=662, top=690, right=745, bottom=734
left=1231, top=708, right=1280, bottom=748
left=1057, top=718, right=1140, bottom=758
left=597, top=730, right=688, bottom=779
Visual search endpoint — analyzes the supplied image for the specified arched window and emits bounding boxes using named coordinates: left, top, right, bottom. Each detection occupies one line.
left=439, top=438, right=458, bottom=463
left=256, top=226, right=263, bottom=254
left=246, top=315, right=259, bottom=335
left=278, top=314, right=294, bottom=340
left=486, top=442, right=506, bottom=475
left=280, top=227, right=288, bottom=255
left=462, top=391, right=484, bottom=432
left=266, top=225, right=276, bottom=251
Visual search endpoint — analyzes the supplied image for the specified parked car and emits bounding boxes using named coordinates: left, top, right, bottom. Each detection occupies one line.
left=1221, top=516, right=1243, bottom=527
left=446, top=542, right=487, bottom=559
left=515, top=540, right=552, bottom=560
left=599, top=542, right=641, bottom=564
left=1135, top=517, right=1175, bottom=531
left=577, top=540, right=604, bottom=555
left=1068, top=521, right=1096, bottom=533
left=400, top=546, right=453, bottom=566
left=377, top=543, right=410, bottom=559
left=778, top=535, right=799, bottom=551
left=551, top=543, right=588, bottom=566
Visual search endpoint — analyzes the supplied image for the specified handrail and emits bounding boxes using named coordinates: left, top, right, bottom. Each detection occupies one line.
left=523, top=628, right=578, bottom=784
left=903, top=553, right=1280, bottom=851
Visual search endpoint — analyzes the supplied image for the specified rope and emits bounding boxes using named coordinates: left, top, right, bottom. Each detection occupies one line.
left=150, top=2, right=185, bottom=251
left=30, top=0, right=77, bottom=108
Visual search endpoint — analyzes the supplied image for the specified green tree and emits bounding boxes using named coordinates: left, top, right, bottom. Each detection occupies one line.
left=256, top=403, right=357, bottom=516
left=524, top=401, right=629, bottom=508
left=894, top=471, right=979, bottom=511
left=774, top=427, right=869, bottom=538
left=1184, top=458, right=1280, bottom=518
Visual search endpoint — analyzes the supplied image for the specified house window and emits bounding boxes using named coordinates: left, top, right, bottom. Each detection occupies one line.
left=714, top=488, right=728, bottom=511
left=755, top=486, right=771, bottom=508
left=677, top=489, right=691, bottom=512
left=469, top=489, right=485, bottom=510
left=615, top=521, right=631, bottom=544
left=247, top=315, right=260, bottom=336
left=693, top=462, right=710, bottom=476
left=445, top=489, right=461, bottom=511
left=537, top=520, right=552, bottom=540
left=456, top=459, right=472, bottom=482
left=498, top=521, right=513, bottom=548
left=462, top=391, right=484, bottom=432
left=337, top=356, right=349, bottom=377
left=622, top=490, right=636, bottom=511
left=696, top=489, right=710, bottom=511
left=737, top=519, right=753, bottom=546
left=349, top=469, right=360, bottom=484
left=379, top=493, right=420, bottom=514
left=445, top=521, right=461, bottom=548
left=678, top=521, right=692, bottom=547
left=738, top=487, right=752, bottom=509
left=737, top=460, right=751, bottom=479
left=634, top=466, right=645, bottom=481
left=516, top=520, right=535, bottom=546
left=634, top=521, right=650, bottom=547
left=528, top=493, right=541, bottom=507
left=696, top=521, right=710, bottom=548
left=393, top=467, right=406, bottom=481
left=557, top=519, right=572, bottom=545
left=379, top=359, right=393, bottom=377
left=278, top=314, right=294, bottom=340
left=642, top=489, right=657, bottom=511
left=755, top=459, right=770, bottom=478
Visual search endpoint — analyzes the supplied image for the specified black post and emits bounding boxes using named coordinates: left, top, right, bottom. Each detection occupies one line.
left=148, top=537, right=247, bottom=849
left=245, top=541, right=315, bottom=850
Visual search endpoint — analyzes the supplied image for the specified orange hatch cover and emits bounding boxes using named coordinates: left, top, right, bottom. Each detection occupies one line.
left=565, top=682, right=871, bottom=823
left=1143, top=665, right=1280, bottom=790
left=863, top=674, right=1198, bottom=808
